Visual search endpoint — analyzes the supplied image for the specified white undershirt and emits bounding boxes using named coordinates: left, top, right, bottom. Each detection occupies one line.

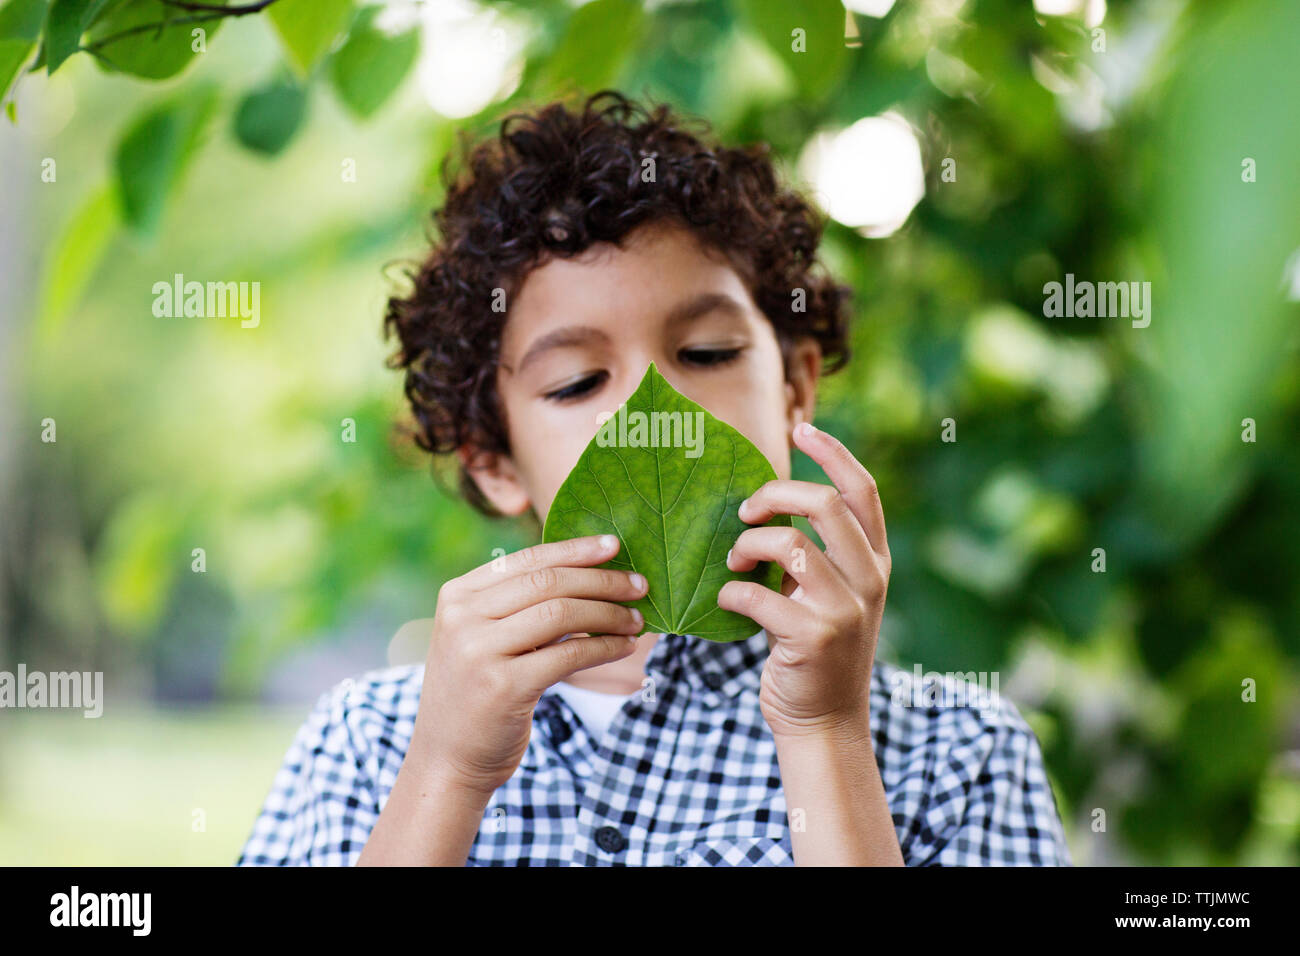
left=552, top=680, right=632, bottom=740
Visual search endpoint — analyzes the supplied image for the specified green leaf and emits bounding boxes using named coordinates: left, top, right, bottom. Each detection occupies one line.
left=113, top=85, right=218, bottom=234
left=536, top=0, right=643, bottom=95
left=0, top=0, right=46, bottom=37
left=734, top=0, right=850, bottom=100
left=0, top=0, right=49, bottom=101
left=542, top=362, right=790, bottom=643
left=37, top=184, right=116, bottom=342
left=328, top=5, right=417, bottom=119
left=85, top=0, right=225, bottom=80
left=0, top=38, right=33, bottom=99
left=233, top=76, right=306, bottom=155
left=43, top=0, right=110, bottom=73
left=267, top=0, right=352, bottom=78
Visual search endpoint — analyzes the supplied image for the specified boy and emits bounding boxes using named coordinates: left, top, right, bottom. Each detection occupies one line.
left=237, top=91, right=1071, bottom=866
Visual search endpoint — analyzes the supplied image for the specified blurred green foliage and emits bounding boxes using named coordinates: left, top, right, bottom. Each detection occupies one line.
left=2, top=0, right=1298, bottom=865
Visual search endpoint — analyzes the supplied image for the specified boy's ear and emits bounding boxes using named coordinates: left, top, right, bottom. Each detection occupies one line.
left=784, top=337, right=823, bottom=443
left=457, top=444, right=532, bottom=517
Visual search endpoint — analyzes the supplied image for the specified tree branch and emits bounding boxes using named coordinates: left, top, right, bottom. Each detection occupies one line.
left=158, top=0, right=279, bottom=12
left=83, top=0, right=284, bottom=56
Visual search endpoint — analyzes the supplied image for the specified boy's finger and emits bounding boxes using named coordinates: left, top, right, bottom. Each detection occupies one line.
left=460, top=534, right=622, bottom=592
left=478, top=566, right=647, bottom=620
left=725, top=525, right=841, bottom=597
left=716, top=579, right=812, bottom=641
left=737, top=479, right=873, bottom=584
left=792, top=423, right=889, bottom=558
left=492, top=597, right=644, bottom=655
left=508, top=633, right=639, bottom=699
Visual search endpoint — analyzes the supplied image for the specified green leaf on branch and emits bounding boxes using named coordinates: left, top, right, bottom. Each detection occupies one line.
left=267, top=0, right=352, bottom=78
left=234, top=75, right=306, bottom=155
left=0, top=0, right=49, bottom=101
left=328, top=5, right=418, bottom=119
left=44, top=0, right=110, bottom=73
left=113, top=84, right=218, bottom=234
left=85, top=0, right=226, bottom=80
left=734, top=0, right=849, bottom=101
left=542, top=361, right=790, bottom=643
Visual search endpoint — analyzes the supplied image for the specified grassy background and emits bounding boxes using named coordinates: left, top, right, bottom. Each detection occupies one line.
left=0, top=708, right=304, bottom=865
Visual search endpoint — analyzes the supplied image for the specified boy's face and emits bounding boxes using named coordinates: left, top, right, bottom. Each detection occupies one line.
left=463, top=219, right=822, bottom=524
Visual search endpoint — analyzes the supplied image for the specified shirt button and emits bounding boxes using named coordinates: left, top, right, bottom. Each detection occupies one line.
left=546, top=713, right=571, bottom=744
left=702, top=671, right=724, bottom=691
left=594, top=826, right=626, bottom=854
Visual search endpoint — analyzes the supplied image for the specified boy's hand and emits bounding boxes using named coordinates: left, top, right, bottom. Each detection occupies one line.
left=717, top=422, right=890, bottom=739
left=410, top=534, right=647, bottom=797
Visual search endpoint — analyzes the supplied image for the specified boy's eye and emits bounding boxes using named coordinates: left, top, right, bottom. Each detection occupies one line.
left=542, top=349, right=742, bottom=403
left=544, top=371, right=607, bottom=403
left=680, top=346, right=743, bottom=367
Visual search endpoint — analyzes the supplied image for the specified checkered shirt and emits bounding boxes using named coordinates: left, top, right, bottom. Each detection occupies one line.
left=236, top=629, right=1072, bottom=866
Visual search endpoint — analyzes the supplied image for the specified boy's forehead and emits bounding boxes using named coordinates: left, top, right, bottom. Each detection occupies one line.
left=503, top=221, right=753, bottom=348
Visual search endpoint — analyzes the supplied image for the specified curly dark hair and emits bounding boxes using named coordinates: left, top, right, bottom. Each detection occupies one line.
left=383, top=90, right=852, bottom=517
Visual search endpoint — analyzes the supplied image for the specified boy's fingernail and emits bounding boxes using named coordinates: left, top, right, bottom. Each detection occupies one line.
left=630, top=608, right=643, bottom=628
left=600, top=534, right=618, bottom=550
left=630, top=573, right=646, bottom=591
left=726, top=547, right=733, bottom=565
left=738, top=497, right=750, bottom=518
left=798, top=421, right=816, bottom=437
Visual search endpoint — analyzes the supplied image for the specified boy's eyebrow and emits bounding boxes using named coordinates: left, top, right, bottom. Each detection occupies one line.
left=505, top=292, right=746, bottom=375
left=507, top=326, right=611, bottom=375
left=665, top=291, right=747, bottom=328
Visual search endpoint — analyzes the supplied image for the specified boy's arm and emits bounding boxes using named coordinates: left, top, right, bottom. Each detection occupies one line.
left=774, top=713, right=903, bottom=865
left=719, top=422, right=903, bottom=864
left=356, top=731, right=492, bottom=866
left=243, top=535, right=644, bottom=867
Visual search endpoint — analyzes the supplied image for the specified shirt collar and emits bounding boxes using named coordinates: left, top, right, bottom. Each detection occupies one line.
left=644, top=627, right=768, bottom=701
left=527, top=628, right=769, bottom=769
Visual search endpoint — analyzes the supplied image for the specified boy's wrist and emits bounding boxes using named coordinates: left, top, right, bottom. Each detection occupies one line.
left=361, top=756, right=490, bottom=866
left=767, top=706, right=872, bottom=747
left=399, top=727, right=500, bottom=807
left=401, top=750, right=499, bottom=808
